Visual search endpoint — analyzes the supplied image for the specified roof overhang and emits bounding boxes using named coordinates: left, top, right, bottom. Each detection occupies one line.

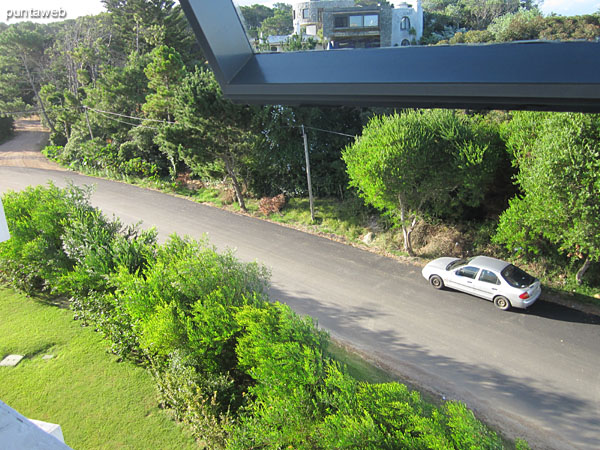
left=180, top=0, right=600, bottom=112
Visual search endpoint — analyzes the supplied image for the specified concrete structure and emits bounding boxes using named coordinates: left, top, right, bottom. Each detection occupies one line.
left=292, top=0, right=423, bottom=49
left=0, top=400, right=70, bottom=450
left=0, top=197, right=9, bottom=242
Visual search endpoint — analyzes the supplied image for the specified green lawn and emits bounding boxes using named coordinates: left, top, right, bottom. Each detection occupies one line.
left=0, top=287, right=197, bottom=450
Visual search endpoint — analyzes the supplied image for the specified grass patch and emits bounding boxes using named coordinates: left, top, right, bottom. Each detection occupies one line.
left=327, top=340, right=397, bottom=384
left=0, top=287, right=197, bottom=450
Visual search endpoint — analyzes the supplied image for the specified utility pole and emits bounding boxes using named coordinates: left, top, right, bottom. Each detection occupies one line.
left=301, top=125, right=315, bottom=222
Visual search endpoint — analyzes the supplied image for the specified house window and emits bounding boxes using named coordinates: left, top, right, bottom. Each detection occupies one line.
left=364, top=15, right=378, bottom=27
left=334, top=16, right=349, bottom=28
left=349, top=15, right=363, bottom=27
left=401, top=39, right=411, bottom=46
left=302, top=8, right=309, bottom=19
left=400, top=16, right=411, bottom=30
left=318, top=8, right=323, bottom=23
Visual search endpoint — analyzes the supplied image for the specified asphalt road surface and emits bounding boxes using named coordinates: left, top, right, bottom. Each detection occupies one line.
left=2, top=122, right=599, bottom=449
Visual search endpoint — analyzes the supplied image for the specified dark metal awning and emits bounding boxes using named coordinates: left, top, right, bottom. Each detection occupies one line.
left=180, top=0, right=600, bottom=112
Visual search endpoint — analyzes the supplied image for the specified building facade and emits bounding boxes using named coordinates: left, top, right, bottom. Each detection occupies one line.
left=293, top=0, right=423, bottom=49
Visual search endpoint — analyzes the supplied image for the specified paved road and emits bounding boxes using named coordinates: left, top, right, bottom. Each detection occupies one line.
left=0, top=119, right=64, bottom=170
left=1, top=125, right=599, bottom=449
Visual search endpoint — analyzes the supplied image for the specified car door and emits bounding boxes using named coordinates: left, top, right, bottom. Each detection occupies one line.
left=448, top=265, right=480, bottom=295
left=471, top=269, right=502, bottom=301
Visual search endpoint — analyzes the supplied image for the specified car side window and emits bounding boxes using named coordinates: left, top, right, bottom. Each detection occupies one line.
left=479, top=269, right=500, bottom=285
left=456, top=266, right=479, bottom=279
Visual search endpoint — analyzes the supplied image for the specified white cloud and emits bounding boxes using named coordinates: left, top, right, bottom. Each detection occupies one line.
left=541, top=0, right=600, bottom=16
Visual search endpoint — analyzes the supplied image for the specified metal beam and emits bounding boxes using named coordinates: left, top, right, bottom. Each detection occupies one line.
left=180, top=0, right=600, bottom=112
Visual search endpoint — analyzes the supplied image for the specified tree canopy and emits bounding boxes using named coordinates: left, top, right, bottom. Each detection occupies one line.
left=495, top=112, right=600, bottom=282
left=343, top=110, right=501, bottom=255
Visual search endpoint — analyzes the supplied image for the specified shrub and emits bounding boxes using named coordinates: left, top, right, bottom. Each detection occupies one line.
left=62, top=212, right=157, bottom=328
left=443, top=401, right=502, bottom=449
left=0, top=184, right=526, bottom=450
left=106, top=236, right=269, bottom=363
left=42, top=145, right=64, bottom=160
left=229, top=303, right=330, bottom=449
left=258, top=194, right=286, bottom=215
left=45, top=139, right=160, bottom=179
left=0, top=184, right=91, bottom=293
left=150, top=351, right=233, bottom=449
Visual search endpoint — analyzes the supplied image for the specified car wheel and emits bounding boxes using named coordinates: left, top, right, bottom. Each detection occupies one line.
left=429, top=275, right=444, bottom=290
left=494, top=296, right=511, bottom=311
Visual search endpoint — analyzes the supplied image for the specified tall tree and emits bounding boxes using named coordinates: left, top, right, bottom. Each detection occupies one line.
left=496, top=112, right=600, bottom=283
left=142, top=45, right=186, bottom=123
left=240, top=4, right=275, bottom=39
left=142, top=45, right=186, bottom=177
left=0, top=23, right=56, bottom=132
left=259, top=3, right=293, bottom=37
left=248, top=105, right=363, bottom=198
left=163, top=68, right=259, bottom=211
left=343, top=110, right=501, bottom=255
left=102, top=0, right=200, bottom=62
left=80, top=52, right=150, bottom=144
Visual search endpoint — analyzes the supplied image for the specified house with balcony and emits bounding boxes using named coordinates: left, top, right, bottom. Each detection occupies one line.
left=292, top=0, right=423, bottom=49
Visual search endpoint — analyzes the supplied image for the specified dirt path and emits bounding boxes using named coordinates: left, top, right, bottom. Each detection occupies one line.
left=0, top=118, right=66, bottom=171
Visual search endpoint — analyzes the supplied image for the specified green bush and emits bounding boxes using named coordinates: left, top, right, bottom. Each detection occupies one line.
left=230, top=302, right=330, bottom=448
left=150, top=351, right=233, bottom=449
left=44, top=140, right=160, bottom=179
left=42, top=145, right=64, bottom=160
left=0, top=184, right=90, bottom=293
left=1, top=186, right=525, bottom=449
left=62, top=210, right=157, bottom=328
left=493, top=196, right=546, bottom=259
left=107, top=235, right=269, bottom=365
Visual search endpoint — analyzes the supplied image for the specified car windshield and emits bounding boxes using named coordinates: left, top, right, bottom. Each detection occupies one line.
left=501, top=265, right=536, bottom=288
left=446, top=259, right=469, bottom=271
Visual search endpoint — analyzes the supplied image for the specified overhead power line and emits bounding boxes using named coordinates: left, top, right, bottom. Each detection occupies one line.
left=83, top=106, right=176, bottom=125
left=302, top=125, right=356, bottom=138
left=0, top=109, right=41, bottom=115
left=90, top=108, right=162, bottom=131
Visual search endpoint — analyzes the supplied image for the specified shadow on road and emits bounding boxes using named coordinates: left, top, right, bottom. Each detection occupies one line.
left=513, top=300, right=600, bottom=325
left=269, top=284, right=600, bottom=450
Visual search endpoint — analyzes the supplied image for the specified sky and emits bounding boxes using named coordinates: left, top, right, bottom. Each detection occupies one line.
left=234, top=0, right=600, bottom=16
left=1, top=0, right=598, bottom=24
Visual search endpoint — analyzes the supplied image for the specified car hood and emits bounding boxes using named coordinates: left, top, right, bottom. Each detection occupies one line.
left=424, top=257, right=460, bottom=271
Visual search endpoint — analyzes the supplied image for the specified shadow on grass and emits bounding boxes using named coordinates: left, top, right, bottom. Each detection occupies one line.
left=30, top=292, right=70, bottom=310
left=24, top=342, right=57, bottom=360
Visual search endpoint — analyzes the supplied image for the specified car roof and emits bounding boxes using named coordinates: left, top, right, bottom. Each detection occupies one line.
left=469, top=256, right=510, bottom=272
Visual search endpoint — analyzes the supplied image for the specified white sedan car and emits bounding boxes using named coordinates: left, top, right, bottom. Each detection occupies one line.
left=422, top=255, right=541, bottom=310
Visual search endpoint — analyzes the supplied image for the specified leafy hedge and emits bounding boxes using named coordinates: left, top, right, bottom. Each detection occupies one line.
left=0, top=185, right=524, bottom=449
left=43, top=140, right=161, bottom=180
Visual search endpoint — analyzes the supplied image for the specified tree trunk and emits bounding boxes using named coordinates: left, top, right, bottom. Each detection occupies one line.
left=224, top=158, right=246, bottom=212
left=20, top=53, right=56, bottom=134
left=576, top=257, right=591, bottom=285
left=84, top=108, right=94, bottom=140
left=399, top=197, right=416, bottom=257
